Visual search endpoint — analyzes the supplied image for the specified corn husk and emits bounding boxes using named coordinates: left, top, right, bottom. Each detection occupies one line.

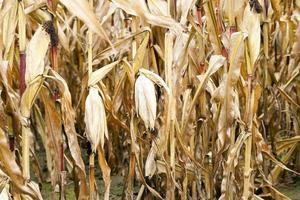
left=84, top=87, right=108, bottom=151
left=25, top=26, right=50, bottom=84
left=135, top=74, right=157, bottom=129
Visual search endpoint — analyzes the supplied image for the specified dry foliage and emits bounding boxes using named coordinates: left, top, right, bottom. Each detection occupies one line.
left=0, top=0, right=300, bottom=199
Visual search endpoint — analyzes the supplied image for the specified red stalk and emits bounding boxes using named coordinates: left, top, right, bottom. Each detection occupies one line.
left=19, top=53, right=26, bottom=96
left=50, top=47, right=58, bottom=71
left=60, top=143, right=64, bottom=171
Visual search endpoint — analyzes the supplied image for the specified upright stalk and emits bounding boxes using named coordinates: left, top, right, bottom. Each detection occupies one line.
left=165, top=31, right=175, bottom=200
left=89, top=152, right=95, bottom=200
left=262, top=0, right=269, bottom=175
left=87, top=1, right=95, bottom=199
left=125, top=16, right=137, bottom=200
left=242, top=41, right=255, bottom=199
left=18, top=1, right=30, bottom=180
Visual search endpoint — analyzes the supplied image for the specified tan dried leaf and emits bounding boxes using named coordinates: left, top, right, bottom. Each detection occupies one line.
left=0, top=128, right=42, bottom=200
left=20, top=77, right=44, bottom=118
left=88, top=61, right=118, bottom=86
left=60, top=0, right=112, bottom=46
left=50, top=70, right=88, bottom=200
left=139, top=68, right=170, bottom=94
left=97, top=146, right=111, bottom=200
left=145, top=144, right=157, bottom=178
left=112, top=0, right=183, bottom=34
left=212, top=32, right=244, bottom=151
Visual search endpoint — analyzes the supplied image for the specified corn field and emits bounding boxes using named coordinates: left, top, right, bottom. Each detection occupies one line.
left=0, top=0, right=300, bottom=199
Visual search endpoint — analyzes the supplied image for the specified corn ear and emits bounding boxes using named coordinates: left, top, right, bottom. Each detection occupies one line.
left=85, top=87, right=108, bottom=151
left=135, top=74, right=157, bottom=129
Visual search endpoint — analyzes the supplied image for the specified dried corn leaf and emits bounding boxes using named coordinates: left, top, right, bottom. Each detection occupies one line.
left=97, top=146, right=111, bottom=200
left=50, top=70, right=88, bottom=200
left=88, top=61, right=119, bottom=86
left=0, top=184, right=9, bottom=200
left=60, top=0, right=112, bottom=46
left=0, top=128, right=42, bottom=200
left=145, top=144, right=157, bottom=178
left=2, top=0, right=17, bottom=57
left=40, top=87, right=62, bottom=186
left=139, top=68, right=170, bottom=94
left=112, top=0, right=183, bottom=34
left=213, top=32, right=244, bottom=151
left=20, top=77, right=44, bottom=118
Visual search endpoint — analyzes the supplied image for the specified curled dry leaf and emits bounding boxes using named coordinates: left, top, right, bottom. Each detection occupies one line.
left=84, top=87, right=108, bottom=151
left=39, top=87, right=62, bottom=186
left=50, top=70, right=88, bottom=200
left=60, top=0, right=112, bottom=46
left=20, top=77, right=44, bottom=118
left=0, top=128, right=42, bottom=200
left=212, top=32, right=244, bottom=152
left=88, top=61, right=119, bottom=86
left=97, top=146, right=111, bottom=200
left=135, top=74, right=157, bottom=129
left=145, top=143, right=157, bottom=178
left=112, top=0, right=183, bottom=34
left=139, top=68, right=170, bottom=94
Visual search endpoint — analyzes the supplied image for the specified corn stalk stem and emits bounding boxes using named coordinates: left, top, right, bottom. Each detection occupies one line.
left=19, top=53, right=26, bottom=96
left=19, top=1, right=26, bottom=96
left=89, top=152, right=95, bottom=200
left=262, top=0, right=269, bottom=174
left=242, top=76, right=254, bottom=199
left=60, top=143, right=66, bottom=200
left=60, top=171, right=66, bottom=200
left=242, top=39, right=255, bottom=198
left=124, top=15, right=138, bottom=200
left=22, top=126, right=30, bottom=180
left=165, top=31, right=175, bottom=200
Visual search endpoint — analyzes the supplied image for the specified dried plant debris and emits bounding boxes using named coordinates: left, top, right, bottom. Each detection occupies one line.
left=0, top=0, right=299, bottom=199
